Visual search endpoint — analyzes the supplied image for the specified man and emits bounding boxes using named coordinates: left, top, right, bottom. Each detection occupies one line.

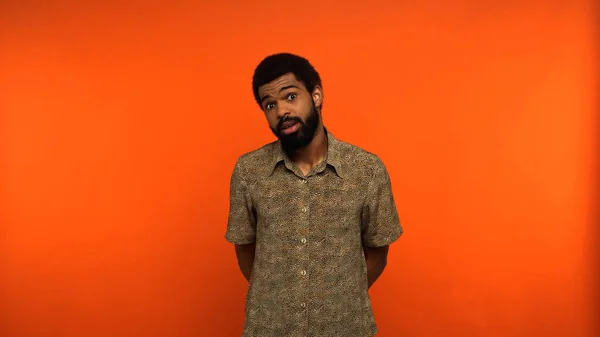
left=225, top=52, right=403, bottom=337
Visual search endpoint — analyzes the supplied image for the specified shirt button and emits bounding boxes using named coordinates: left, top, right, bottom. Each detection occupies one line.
left=300, top=238, right=307, bottom=244
left=300, top=270, right=307, bottom=276
left=300, top=302, right=306, bottom=308
left=301, top=206, right=307, bottom=213
left=302, top=179, right=307, bottom=184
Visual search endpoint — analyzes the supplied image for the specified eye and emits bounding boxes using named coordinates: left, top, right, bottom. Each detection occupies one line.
left=287, top=93, right=297, bottom=101
left=265, top=102, right=275, bottom=110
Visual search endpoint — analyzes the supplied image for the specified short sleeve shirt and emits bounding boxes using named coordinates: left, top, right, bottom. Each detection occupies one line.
left=225, top=129, right=403, bottom=337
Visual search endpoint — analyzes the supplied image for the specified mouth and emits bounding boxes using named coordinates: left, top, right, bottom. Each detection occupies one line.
left=280, top=121, right=300, bottom=135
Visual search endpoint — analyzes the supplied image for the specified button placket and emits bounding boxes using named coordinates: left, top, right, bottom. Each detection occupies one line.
left=298, top=175, right=310, bottom=318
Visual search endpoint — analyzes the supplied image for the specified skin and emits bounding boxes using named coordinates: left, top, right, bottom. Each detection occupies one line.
left=235, top=72, right=389, bottom=289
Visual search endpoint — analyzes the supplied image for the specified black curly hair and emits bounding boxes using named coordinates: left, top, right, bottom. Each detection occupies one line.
left=252, top=53, right=322, bottom=109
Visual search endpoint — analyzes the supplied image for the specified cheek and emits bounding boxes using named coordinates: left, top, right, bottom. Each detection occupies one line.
left=265, top=112, right=278, bottom=128
left=299, top=99, right=313, bottom=115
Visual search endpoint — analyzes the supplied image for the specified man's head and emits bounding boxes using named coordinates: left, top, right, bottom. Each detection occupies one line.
left=252, top=53, right=323, bottom=153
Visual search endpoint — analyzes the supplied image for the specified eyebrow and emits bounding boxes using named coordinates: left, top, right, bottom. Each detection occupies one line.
left=260, top=85, right=300, bottom=104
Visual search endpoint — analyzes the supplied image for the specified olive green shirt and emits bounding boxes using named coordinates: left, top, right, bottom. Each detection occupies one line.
left=226, top=129, right=403, bottom=337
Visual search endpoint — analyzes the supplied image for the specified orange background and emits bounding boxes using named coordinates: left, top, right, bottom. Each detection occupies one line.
left=0, top=1, right=597, bottom=336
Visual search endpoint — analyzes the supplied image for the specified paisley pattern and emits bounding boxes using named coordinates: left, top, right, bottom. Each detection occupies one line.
left=226, top=129, right=403, bottom=337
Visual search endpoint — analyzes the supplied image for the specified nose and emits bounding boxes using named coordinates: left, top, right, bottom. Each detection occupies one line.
left=276, top=103, right=289, bottom=118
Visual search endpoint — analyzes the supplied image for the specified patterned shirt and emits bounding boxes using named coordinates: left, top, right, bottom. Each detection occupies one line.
left=225, top=128, right=403, bottom=337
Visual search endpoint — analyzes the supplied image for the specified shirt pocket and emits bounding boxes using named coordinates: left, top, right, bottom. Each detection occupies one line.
left=323, top=223, right=361, bottom=257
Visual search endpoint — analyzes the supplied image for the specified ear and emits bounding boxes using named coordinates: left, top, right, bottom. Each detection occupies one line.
left=312, top=85, right=323, bottom=110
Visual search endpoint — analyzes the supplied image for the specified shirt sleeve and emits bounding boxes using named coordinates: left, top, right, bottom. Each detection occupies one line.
left=361, top=156, right=403, bottom=247
left=225, top=158, right=257, bottom=245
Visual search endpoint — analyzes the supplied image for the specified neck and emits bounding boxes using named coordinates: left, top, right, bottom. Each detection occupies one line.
left=288, top=125, right=328, bottom=168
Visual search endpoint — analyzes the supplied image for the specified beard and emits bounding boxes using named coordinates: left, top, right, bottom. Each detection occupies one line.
left=270, top=102, right=320, bottom=155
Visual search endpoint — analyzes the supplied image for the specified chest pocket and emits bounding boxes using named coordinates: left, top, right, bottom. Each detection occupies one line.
left=310, top=177, right=364, bottom=255
left=250, top=177, right=306, bottom=242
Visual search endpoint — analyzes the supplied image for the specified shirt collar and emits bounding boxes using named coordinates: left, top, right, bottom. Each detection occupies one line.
left=269, top=127, right=344, bottom=178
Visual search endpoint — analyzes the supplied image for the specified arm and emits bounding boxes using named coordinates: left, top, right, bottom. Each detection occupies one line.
left=225, top=158, right=257, bottom=281
left=235, top=242, right=256, bottom=282
left=361, top=156, right=403, bottom=289
left=363, top=245, right=389, bottom=289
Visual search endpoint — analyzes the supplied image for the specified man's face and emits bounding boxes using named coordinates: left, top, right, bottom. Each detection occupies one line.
left=257, top=73, right=323, bottom=153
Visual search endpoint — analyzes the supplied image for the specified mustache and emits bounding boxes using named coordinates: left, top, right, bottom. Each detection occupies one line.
left=277, top=116, right=303, bottom=131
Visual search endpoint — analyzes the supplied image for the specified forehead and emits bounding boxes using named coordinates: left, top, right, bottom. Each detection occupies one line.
left=258, top=73, right=307, bottom=98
